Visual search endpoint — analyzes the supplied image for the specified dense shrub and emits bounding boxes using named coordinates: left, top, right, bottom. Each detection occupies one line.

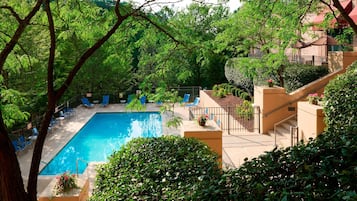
left=214, top=130, right=357, bottom=200
left=323, top=63, right=357, bottom=133
left=224, top=58, right=255, bottom=95
left=283, top=64, right=329, bottom=92
left=235, top=100, right=253, bottom=120
left=212, top=83, right=251, bottom=101
left=90, top=136, right=221, bottom=201
left=225, top=58, right=329, bottom=94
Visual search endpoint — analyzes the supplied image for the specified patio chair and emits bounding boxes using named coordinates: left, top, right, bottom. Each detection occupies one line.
left=101, top=95, right=110, bottom=107
left=63, top=107, right=75, bottom=117
left=81, top=97, right=94, bottom=108
left=185, top=97, right=200, bottom=108
left=28, top=127, right=39, bottom=141
left=127, top=94, right=136, bottom=104
left=140, top=95, right=146, bottom=105
left=181, top=93, right=190, bottom=104
left=18, top=135, right=32, bottom=149
left=12, top=139, right=25, bottom=152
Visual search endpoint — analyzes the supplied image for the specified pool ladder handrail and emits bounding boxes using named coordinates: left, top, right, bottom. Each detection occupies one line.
left=76, top=158, right=88, bottom=176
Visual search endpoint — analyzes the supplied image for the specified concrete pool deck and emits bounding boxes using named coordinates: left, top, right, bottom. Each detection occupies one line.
left=16, top=103, right=276, bottom=196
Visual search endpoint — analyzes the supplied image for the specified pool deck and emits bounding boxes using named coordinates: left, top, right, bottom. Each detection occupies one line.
left=16, top=103, right=276, bottom=196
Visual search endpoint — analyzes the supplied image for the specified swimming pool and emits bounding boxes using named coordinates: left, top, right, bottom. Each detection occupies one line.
left=40, top=112, right=162, bottom=175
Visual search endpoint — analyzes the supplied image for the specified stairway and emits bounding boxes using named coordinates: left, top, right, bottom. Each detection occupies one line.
left=268, top=116, right=298, bottom=148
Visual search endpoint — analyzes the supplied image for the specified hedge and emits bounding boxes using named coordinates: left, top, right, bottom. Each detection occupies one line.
left=90, top=136, right=221, bottom=201
left=323, top=62, right=357, bottom=133
left=283, top=64, right=329, bottom=92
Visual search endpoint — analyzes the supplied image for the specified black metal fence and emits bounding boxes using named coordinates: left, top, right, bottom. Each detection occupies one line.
left=189, top=106, right=260, bottom=135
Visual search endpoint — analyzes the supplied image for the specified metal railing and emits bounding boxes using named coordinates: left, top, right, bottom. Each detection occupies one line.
left=76, top=158, right=89, bottom=176
left=274, top=114, right=297, bottom=147
left=290, top=126, right=299, bottom=146
left=189, top=106, right=259, bottom=135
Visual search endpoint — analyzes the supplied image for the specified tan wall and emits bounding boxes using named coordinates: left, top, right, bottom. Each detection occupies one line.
left=297, top=102, right=325, bottom=142
left=254, top=87, right=296, bottom=134
left=198, top=90, right=230, bottom=130
left=329, top=51, right=357, bottom=71
left=181, top=120, right=222, bottom=168
left=199, top=90, right=220, bottom=108
left=254, top=65, right=347, bottom=134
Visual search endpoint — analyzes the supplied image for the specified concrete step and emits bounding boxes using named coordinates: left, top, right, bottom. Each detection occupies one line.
left=287, top=119, right=297, bottom=126
left=281, top=122, right=294, bottom=131
left=275, top=126, right=290, bottom=136
left=269, top=116, right=298, bottom=148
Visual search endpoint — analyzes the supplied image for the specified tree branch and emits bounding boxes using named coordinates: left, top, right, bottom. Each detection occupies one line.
left=331, top=0, right=357, bottom=34
left=134, top=12, right=181, bottom=45
left=0, top=0, right=43, bottom=72
left=0, top=6, right=23, bottom=23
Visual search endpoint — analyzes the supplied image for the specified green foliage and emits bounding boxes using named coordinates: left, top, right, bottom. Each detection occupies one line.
left=283, top=64, right=329, bottom=92
left=0, top=88, right=30, bottom=129
left=212, top=83, right=251, bottom=100
left=214, top=0, right=322, bottom=85
left=136, top=3, right=229, bottom=88
left=236, top=100, right=253, bottom=120
left=214, top=128, right=357, bottom=200
left=224, top=58, right=255, bottom=95
left=323, top=63, right=357, bottom=133
left=125, top=95, right=146, bottom=111
left=91, top=136, right=221, bottom=201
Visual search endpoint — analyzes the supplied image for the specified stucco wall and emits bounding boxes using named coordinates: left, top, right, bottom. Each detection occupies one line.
left=254, top=65, right=347, bottom=134
left=329, top=51, right=357, bottom=71
left=297, top=101, right=325, bottom=142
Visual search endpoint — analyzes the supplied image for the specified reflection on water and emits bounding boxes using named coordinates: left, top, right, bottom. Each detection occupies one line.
left=40, top=112, right=162, bottom=175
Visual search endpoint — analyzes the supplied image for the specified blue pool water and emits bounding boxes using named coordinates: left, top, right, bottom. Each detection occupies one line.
left=40, top=112, right=162, bottom=175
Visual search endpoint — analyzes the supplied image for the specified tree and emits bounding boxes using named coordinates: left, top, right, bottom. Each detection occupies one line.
left=214, top=0, right=321, bottom=87
left=0, top=0, right=179, bottom=200
left=213, top=0, right=357, bottom=87
left=135, top=3, right=230, bottom=89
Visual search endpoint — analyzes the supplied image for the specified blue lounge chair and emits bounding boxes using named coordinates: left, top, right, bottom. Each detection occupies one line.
left=81, top=97, right=94, bottom=108
left=32, top=127, right=39, bottom=136
left=186, top=97, right=200, bottom=107
left=18, top=135, right=32, bottom=149
left=181, top=93, right=190, bottom=104
left=12, top=140, right=25, bottom=152
left=127, top=94, right=136, bottom=104
left=63, top=107, right=75, bottom=117
left=28, top=127, right=39, bottom=141
left=156, top=101, right=163, bottom=106
left=140, top=96, right=146, bottom=105
left=101, top=95, right=110, bottom=107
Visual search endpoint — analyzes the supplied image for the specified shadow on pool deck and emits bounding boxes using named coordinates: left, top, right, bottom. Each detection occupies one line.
left=16, top=103, right=276, bottom=197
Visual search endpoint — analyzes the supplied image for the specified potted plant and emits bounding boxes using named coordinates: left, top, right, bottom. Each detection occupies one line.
left=307, top=93, right=322, bottom=105
left=197, top=114, right=209, bottom=126
left=267, top=79, right=273, bottom=87
left=53, top=172, right=78, bottom=196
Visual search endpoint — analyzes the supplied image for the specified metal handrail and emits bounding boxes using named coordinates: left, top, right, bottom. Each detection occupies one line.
left=274, top=114, right=297, bottom=147
left=76, top=158, right=89, bottom=176
left=290, top=126, right=299, bottom=146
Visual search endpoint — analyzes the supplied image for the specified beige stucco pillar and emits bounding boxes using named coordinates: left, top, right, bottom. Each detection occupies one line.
left=297, top=101, right=325, bottom=142
left=254, top=86, right=296, bottom=134
left=181, top=120, right=222, bottom=168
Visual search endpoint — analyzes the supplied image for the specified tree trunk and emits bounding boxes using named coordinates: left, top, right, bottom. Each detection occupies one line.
left=0, top=112, right=29, bottom=201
